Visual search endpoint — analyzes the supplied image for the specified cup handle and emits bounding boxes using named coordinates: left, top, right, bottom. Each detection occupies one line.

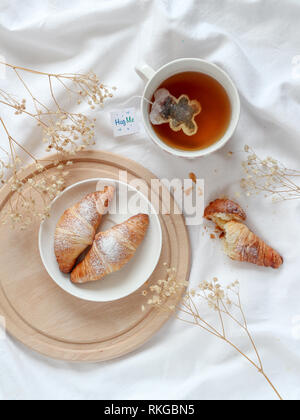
left=135, top=62, right=156, bottom=81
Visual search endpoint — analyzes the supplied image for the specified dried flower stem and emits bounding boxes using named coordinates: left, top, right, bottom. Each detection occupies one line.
left=241, top=145, right=300, bottom=201
left=143, top=271, right=283, bottom=400
left=0, top=61, right=114, bottom=228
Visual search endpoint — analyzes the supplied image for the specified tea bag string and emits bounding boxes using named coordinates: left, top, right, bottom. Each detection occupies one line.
left=105, top=96, right=154, bottom=111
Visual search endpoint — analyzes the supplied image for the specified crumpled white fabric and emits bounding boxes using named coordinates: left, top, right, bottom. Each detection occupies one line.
left=0, top=0, right=300, bottom=401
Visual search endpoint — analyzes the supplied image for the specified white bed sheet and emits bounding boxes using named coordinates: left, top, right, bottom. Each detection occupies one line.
left=0, top=0, right=299, bottom=400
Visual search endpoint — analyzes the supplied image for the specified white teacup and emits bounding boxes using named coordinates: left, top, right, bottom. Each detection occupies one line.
left=135, top=58, right=240, bottom=158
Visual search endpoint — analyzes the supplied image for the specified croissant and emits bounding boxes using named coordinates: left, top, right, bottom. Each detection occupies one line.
left=71, top=213, right=149, bottom=284
left=204, top=199, right=283, bottom=269
left=204, top=198, right=247, bottom=229
left=54, top=186, right=115, bottom=273
left=223, top=221, right=283, bottom=269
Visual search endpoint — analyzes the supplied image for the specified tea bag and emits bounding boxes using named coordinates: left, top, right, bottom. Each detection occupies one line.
left=150, top=88, right=202, bottom=136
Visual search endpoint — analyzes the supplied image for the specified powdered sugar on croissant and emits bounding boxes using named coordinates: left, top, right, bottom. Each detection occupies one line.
left=204, top=198, right=283, bottom=269
left=223, top=221, right=283, bottom=269
left=54, top=186, right=115, bottom=273
left=71, top=213, right=149, bottom=284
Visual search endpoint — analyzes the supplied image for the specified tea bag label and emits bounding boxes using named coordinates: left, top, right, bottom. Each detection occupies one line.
left=110, top=108, right=139, bottom=137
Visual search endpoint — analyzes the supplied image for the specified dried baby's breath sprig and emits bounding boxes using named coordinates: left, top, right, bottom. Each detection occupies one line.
left=0, top=62, right=114, bottom=155
left=241, top=145, right=300, bottom=202
left=0, top=118, right=69, bottom=229
left=143, top=268, right=283, bottom=400
left=0, top=62, right=114, bottom=228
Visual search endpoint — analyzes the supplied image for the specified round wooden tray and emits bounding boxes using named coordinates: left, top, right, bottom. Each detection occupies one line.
left=0, top=151, right=191, bottom=362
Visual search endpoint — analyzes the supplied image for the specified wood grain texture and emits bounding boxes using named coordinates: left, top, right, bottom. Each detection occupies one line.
left=0, top=151, right=191, bottom=362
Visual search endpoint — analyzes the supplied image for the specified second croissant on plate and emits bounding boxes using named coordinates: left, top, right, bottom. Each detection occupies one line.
left=71, top=213, right=150, bottom=284
left=54, top=186, right=115, bottom=273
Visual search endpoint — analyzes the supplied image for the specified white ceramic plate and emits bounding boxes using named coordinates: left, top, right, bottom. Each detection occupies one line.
left=39, top=178, right=162, bottom=302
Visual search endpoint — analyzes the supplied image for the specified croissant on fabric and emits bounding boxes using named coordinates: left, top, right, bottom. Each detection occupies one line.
left=71, top=213, right=149, bottom=284
left=204, top=199, right=283, bottom=269
left=54, top=186, right=115, bottom=273
left=204, top=198, right=247, bottom=228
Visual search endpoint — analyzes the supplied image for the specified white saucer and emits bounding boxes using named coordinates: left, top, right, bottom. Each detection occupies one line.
left=39, top=178, right=162, bottom=302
